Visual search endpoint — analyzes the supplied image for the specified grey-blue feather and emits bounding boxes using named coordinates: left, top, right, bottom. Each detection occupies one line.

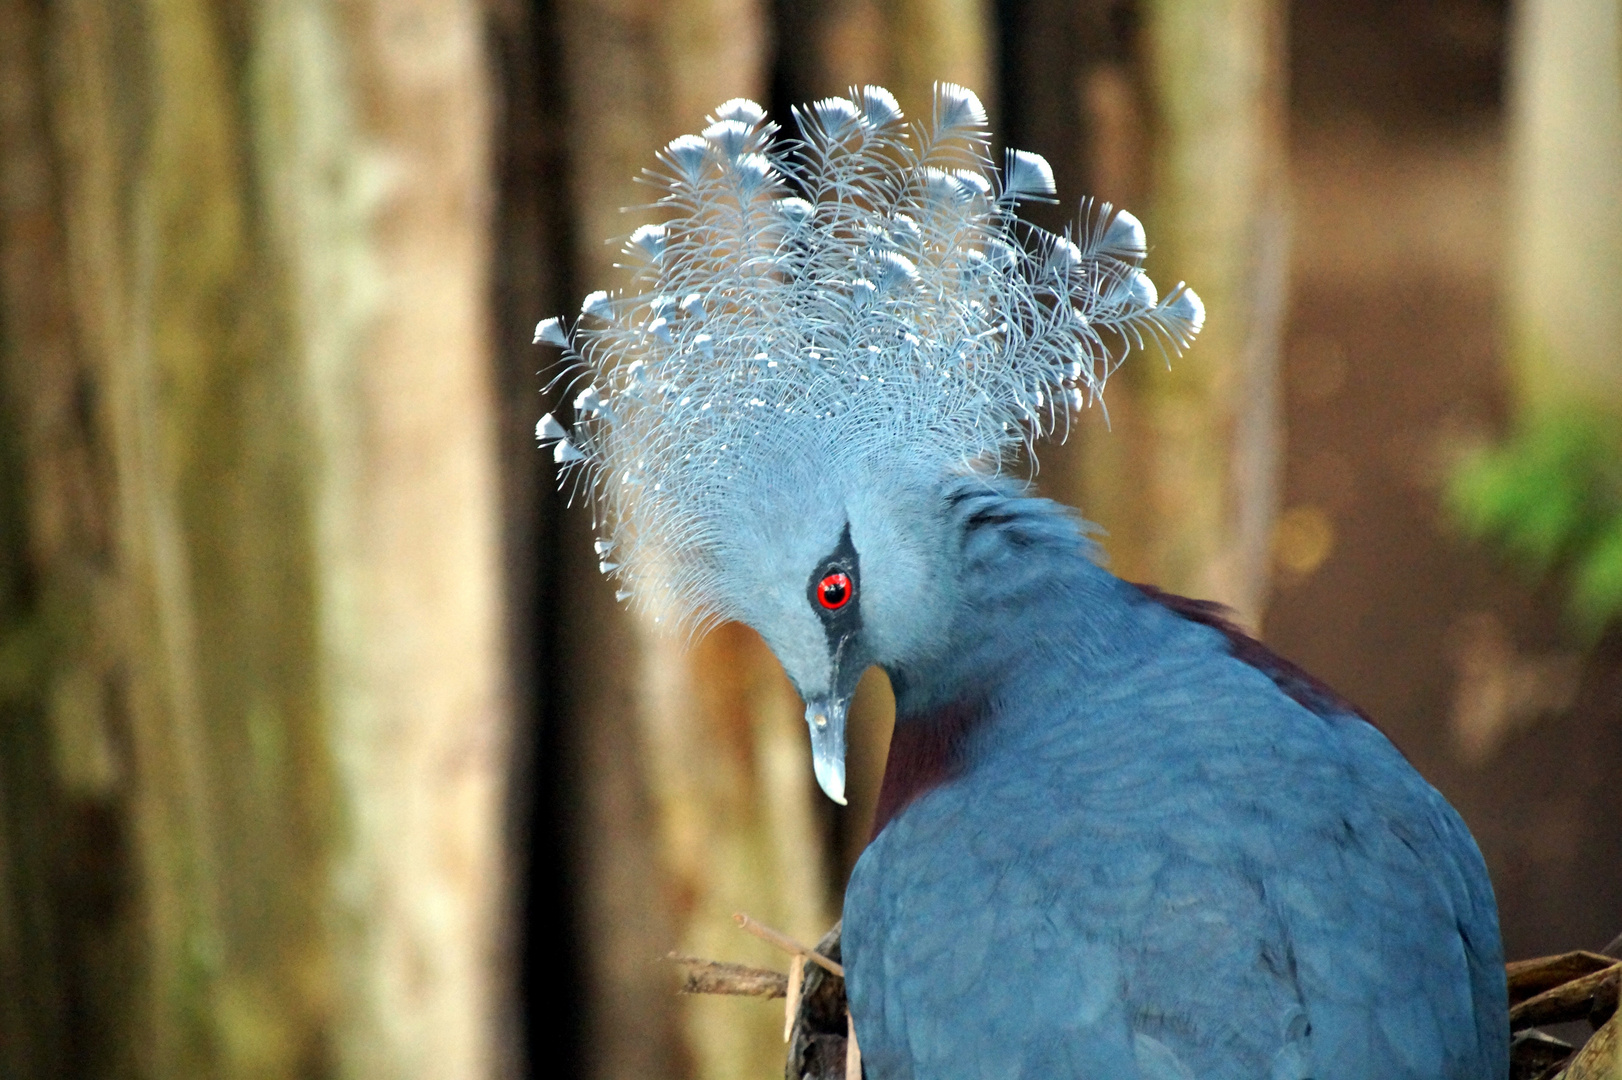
left=843, top=481, right=1507, bottom=1080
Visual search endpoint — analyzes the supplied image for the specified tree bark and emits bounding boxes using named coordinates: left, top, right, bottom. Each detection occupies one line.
left=0, top=1, right=510, bottom=1077
left=1504, top=0, right=1622, bottom=416
left=775, top=0, right=991, bottom=122
left=0, top=1, right=138, bottom=1075
left=1058, top=0, right=1289, bottom=627
left=250, top=3, right=509, bottom=1077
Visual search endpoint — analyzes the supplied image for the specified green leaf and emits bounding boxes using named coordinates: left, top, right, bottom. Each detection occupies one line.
left=1572, top=515, right=1622, bottom=633
left=1446, top=409, right=1622, bottom=636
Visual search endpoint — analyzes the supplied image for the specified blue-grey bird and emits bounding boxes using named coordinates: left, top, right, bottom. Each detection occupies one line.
left=535, top=85, right=1507, bottom=1079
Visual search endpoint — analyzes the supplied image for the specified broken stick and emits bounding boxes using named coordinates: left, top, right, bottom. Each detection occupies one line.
left=734, top=912, right=846, bottom=977
left=668, top=954, right=788, bottom=998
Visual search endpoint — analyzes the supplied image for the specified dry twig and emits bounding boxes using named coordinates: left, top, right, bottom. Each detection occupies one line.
left=784, top=958, right=806, bottom=1042
left=668, top=954, right=788, bottom=998
left=1510, top=962, right=1621, bottom=1031
left=1507, top=938, right=1622, bottom=1080
left=1508, top=951, right=1618, bottom=1005
left=734, top=912, right=846, bottom=977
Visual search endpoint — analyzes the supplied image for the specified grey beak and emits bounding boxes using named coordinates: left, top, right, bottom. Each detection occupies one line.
left=804, top=696, right=849, bottom=805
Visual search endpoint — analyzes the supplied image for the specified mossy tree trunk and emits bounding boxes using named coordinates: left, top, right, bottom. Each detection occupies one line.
left=1039, top=0, right=1288, bottom=628
left=0, top=1, right=510, bottom=1078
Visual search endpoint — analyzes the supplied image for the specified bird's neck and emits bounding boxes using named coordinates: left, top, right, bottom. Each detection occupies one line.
left=870, top=694, right=985, bottom=837
left=872, top=483, right=1132, bottom=836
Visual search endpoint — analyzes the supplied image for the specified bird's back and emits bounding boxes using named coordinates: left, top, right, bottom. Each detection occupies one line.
left=843, top=494, right=1506, bottom=1080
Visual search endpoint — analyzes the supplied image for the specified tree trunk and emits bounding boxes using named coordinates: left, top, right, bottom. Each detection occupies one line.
left=0, top=1, right=139, bottom=1075
left=1058, top=0, right=1289, bottom=627
left=884, top=0, right=993, bottom=119
left=776, top=0, right=991, bottom=123
left=0, top=1, right=510, bottom=1077
left=1504, top=0, right=1622, bottom=416
left=250, top=3, right=509, bottom=1077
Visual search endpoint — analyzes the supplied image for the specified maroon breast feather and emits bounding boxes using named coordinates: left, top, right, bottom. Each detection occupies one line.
left=871, top=698, right=986, bottom=839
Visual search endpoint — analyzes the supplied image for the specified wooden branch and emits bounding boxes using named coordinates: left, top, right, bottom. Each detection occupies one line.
left=1557, top=1010, right=1618, bottom=1080
left=1510, top=962, right=1621, bottom=1031
left=667, top=954, right=788, bottom=998
left=1508, top=951, right=1618, bottom=1006
left=734, top=912, right=845, bottom=977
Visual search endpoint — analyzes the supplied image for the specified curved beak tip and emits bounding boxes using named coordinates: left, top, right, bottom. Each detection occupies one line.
left=814, top=754, right=847, bottom=805
left=805, top=698, right=849, bottom=806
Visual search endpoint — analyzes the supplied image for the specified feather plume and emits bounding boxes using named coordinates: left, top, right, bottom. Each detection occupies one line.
left=534, top=84, right=1202, bottom=625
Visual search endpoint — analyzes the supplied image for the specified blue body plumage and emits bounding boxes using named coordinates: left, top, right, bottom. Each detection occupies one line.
left=843, top=482, right=1507, bottom=1079
left=535, top=84, right=1507, bottom=1078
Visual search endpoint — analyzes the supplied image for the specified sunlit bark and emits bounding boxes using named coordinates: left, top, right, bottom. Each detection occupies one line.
left=251, top=3, right=508, bottom=1077
left=1063, top=0, right=1289, bottom=627
left=0, top=1, right=509, bottom=1077
left=1504, top=0, right=1622, bottom=415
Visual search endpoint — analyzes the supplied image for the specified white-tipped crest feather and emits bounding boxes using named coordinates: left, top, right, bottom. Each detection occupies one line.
left=535, top=412, right=568, bottom=443
left=714, top=98, right=767, bottom=126
left=860, top=85, right=903, bottom=129
left=1101, top=208, right=1147, bottom=257
left=534, top=316, right=568, bottom=346
left=534, top=85, right=1202, bottom=627
left=662, top=134, right=711, bottom=184
left=933, top=83, right=987, bottom=131
left=1002, top=149, right=1057, bottom=201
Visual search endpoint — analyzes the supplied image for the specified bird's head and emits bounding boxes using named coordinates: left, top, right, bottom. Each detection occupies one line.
left=532, top=84, right=1201, bottom=806
left=719, top=465, right=961, bottom=803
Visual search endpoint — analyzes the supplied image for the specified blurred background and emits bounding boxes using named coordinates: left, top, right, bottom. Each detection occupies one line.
left=1, top=0, right=1618, bottom=1078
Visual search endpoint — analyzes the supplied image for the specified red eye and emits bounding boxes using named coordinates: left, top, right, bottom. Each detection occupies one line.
left=817, top=571, right=853, bottom=611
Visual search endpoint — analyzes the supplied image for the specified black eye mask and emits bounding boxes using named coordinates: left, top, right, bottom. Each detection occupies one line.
left=807, top=522, right=863, bottom=651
